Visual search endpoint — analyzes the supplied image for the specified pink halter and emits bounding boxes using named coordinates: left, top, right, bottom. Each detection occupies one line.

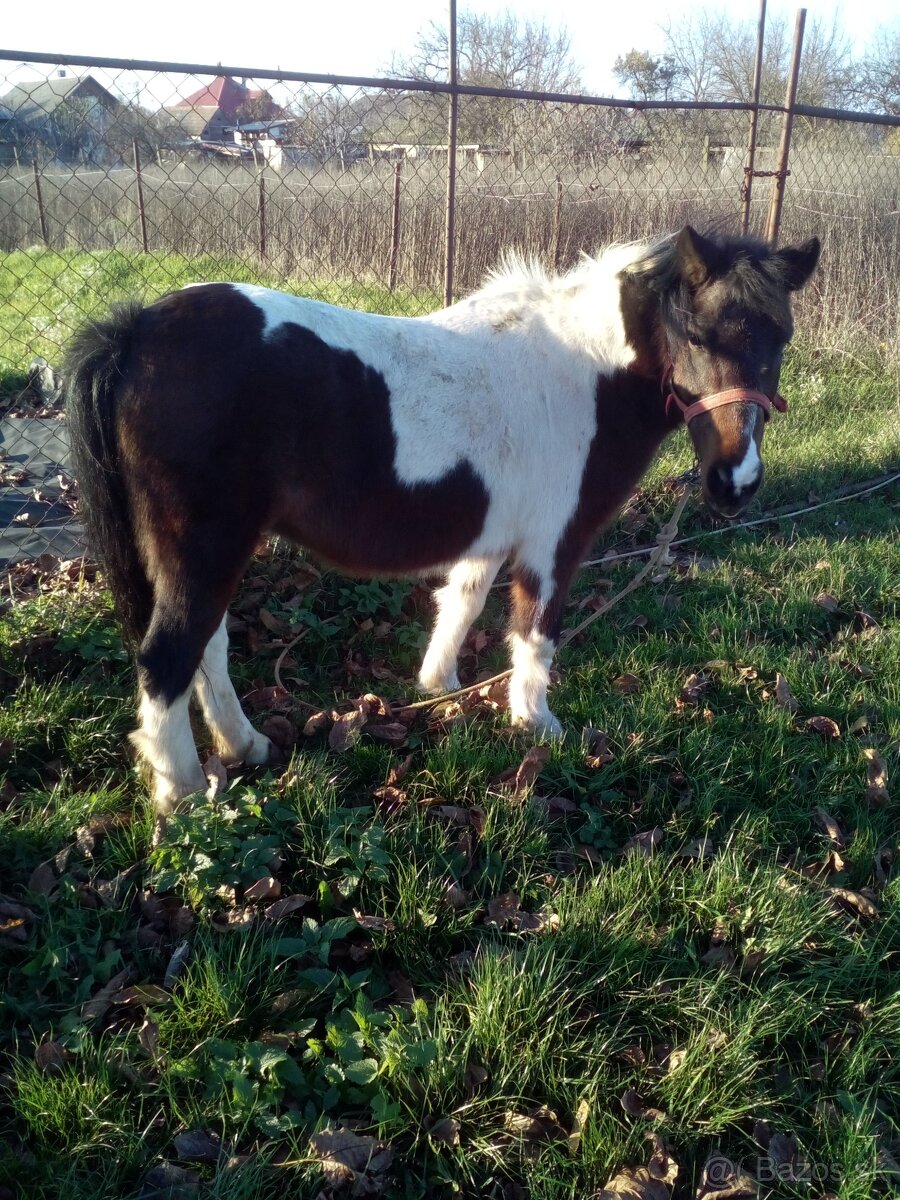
left=665, top=386, right=788, bottom=424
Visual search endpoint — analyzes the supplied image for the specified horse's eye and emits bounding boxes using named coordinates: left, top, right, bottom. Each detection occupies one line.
left=688, top=334, right=704, bottom=349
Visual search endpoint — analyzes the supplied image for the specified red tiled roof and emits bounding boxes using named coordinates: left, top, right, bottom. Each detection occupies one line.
left=174, top=75, right=264, bottom=114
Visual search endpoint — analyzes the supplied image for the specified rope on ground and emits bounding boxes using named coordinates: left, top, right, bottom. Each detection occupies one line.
left=582, top=468, right=900, bottom=570
left=402, top=483, right=694, bottom=713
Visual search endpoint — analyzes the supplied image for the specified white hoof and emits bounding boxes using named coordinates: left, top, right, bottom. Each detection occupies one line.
left=241, top=731, right=278, bottom=765
left=510, top=710, right=564, bottom=740
left=417, top=669, right=461, bottom=695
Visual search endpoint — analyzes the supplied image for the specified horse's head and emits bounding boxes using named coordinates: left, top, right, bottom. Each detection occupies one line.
left=664, top=226, right=820, bottom=519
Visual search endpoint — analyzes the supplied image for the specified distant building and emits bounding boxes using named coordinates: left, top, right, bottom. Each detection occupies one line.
left=163, top=76, right=273, bottom=143
left=0, top=72, right=122, bottom=162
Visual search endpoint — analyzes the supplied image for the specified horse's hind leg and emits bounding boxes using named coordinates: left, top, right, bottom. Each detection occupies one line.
left=132, top=555, right=258, bottom=815
left=418, top=556, right=504, bottom=693
left=193, top=617, right=274, bottom=765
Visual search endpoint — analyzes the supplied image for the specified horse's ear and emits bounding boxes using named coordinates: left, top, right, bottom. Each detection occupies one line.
left=675, top=226, right=719, bottom=289
left=773, top=237, right=821, bottom=290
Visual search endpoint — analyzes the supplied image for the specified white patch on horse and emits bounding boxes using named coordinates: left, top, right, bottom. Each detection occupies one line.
left=194, top=617, right=273, bottom=764
left=731, top=409, right=763, bottom=492
left=508, top=629, right=561, bottom=737
left=418, top=556, right=504, bottom=693
left=129, top=688, right=206, bottom=815
left=230, top=246, right=640, bottom=574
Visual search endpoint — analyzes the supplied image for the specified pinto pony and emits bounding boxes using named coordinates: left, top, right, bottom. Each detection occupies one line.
left=65, top=226, right=819, bottom=812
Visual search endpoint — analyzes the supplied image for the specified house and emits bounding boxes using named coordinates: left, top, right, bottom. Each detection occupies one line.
left=0, top=72, right=122, bottom=162
left=162, top=76, right=274, bottom=143
left=0, top=103, right=16, bottom=165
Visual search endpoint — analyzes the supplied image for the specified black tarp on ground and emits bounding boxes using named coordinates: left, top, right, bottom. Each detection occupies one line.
left=0, top=415, right=84, bottom=565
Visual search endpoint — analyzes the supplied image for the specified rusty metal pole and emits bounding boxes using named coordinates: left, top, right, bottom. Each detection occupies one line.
left=32, top=159, right=49, bottom=247
left=389, top=159, right=402, bottom=291
left=444, top=0, right=459, bottom=306
left=133, top=139, right=149, bottom=253
left=552, top=175, right=563, bottom=271
left=258, top=168, right=267, bottom=259
left=765, top=8, right=806, bottom=245
left=740, top=0, right=767, bottom=234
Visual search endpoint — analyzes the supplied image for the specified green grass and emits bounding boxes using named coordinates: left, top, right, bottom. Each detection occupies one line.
left=0, top=248, right=438, bottom=400
left=1, top=251, right=899, bottom=1198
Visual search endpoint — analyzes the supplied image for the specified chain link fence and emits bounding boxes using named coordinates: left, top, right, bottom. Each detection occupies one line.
left=1, top=50, right=898, bottom=564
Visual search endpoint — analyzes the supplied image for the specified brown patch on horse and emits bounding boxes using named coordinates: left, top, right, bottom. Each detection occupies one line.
left=543, top=369, right=676, bottom=642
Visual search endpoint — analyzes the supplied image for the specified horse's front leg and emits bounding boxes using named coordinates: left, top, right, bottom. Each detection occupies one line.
left=506, top=547, right=587, bottom=738
left=418, top=556, right=504, bottom=694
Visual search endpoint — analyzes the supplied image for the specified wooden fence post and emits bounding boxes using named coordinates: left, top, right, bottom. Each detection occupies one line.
left=133, top=139, right=149, bottom=254
left=32, top=160, right=49, bottom=247
left=765, top=8, right=806, bottom=245
left=389, top=159, right=402, bottom=291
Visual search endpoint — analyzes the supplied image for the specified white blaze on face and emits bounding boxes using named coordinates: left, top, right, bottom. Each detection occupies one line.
left=730, top=408, right=763, bottom=494
left=731, top=438, right=762, bottom=493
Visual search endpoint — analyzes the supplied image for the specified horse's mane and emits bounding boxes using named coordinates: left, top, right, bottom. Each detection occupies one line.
left=625, top=230, right=795, bottom=325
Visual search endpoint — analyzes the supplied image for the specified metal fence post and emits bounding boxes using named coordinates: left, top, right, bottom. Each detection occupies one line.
left=444, top=0, right=459, bottom=306
left=258, top=168, right=267, bottom=260
left=32, top=159, right=49, bottom=247
left=552, top=175, right=563, bottom=271
left=765, top=8, right=806, bottom=245
left=389, top=159, right=402, bottom=291
left=741, top=0, right=767, bottom=234
left=133, top=139, right=149, bottom=254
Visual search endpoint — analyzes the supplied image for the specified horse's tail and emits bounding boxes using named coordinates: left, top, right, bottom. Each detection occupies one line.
left=65, top=300, right=153, bottom=648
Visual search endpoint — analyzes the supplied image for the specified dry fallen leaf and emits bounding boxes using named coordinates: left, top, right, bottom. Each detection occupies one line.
left=815, top=591, right=841, bottom=613
left=494, top=746, right=551, bottom=796
left=263, top=894, right=311, bottom=921
left=568, top=1097, right=591, bottom=1156
left=504, top=1106, right=566, bottom=1143
left=309, top=1126, right=393, bottom=1196
left=428, top=1116, right=460, bottom=1146
left=680, top=672, right=710, bottom=706
left=583, top=726, right=614, bottom=768
left=805, top=715, right=841, bottom=739
left=830, top=887, right=879, bottom=919
left=81, top=968, right=133, bottom=1026
left=352, top=909, right=396, bottom=934
left=595, top=1165, right=673, bottom=1199
left=329, top=706, right=368, bottom=753
left=243, top=876, right=281, bottom=903
left=173, top=1129, right=223, bottom=1164
left=863, top=748, right=890, bottom=807
left=613, top=673, right=642, bottom=695
left=624, top=828, right=664, bottom=858
left=303, top=710, right=332, bottom=737
left=365, top=722, right=409, bottom=746
left=486, top=891, right=522, bottom=928
left=678, top=836, right=715, bottom=862
left=774, top=672, right=799, bottom=714
left=813, top=807, right=845, bottom=848
left=113, top=984, right=172, bottom=1008
left=695, top=1155, right=758, bottom=1198
left=34, top=1041, right=69, bottom=1074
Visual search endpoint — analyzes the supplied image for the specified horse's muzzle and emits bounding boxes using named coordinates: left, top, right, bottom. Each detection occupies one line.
left=703, top=460, right=763, bottom=519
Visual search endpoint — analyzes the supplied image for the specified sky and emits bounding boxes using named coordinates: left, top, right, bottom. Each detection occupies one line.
left=0, top=0, right=894, bottom=102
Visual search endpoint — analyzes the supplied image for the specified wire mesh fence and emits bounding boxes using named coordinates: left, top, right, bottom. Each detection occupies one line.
left=1, top=50, right=898, bottom=564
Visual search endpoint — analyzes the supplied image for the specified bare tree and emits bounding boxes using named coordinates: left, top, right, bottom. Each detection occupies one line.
left=659, top=8, right=854, bottom=107
left=853, top=23, right=900, bottom=115
left=389, top=10, right=581, bottom=150
left=391, top=9, right=581, bottom=93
